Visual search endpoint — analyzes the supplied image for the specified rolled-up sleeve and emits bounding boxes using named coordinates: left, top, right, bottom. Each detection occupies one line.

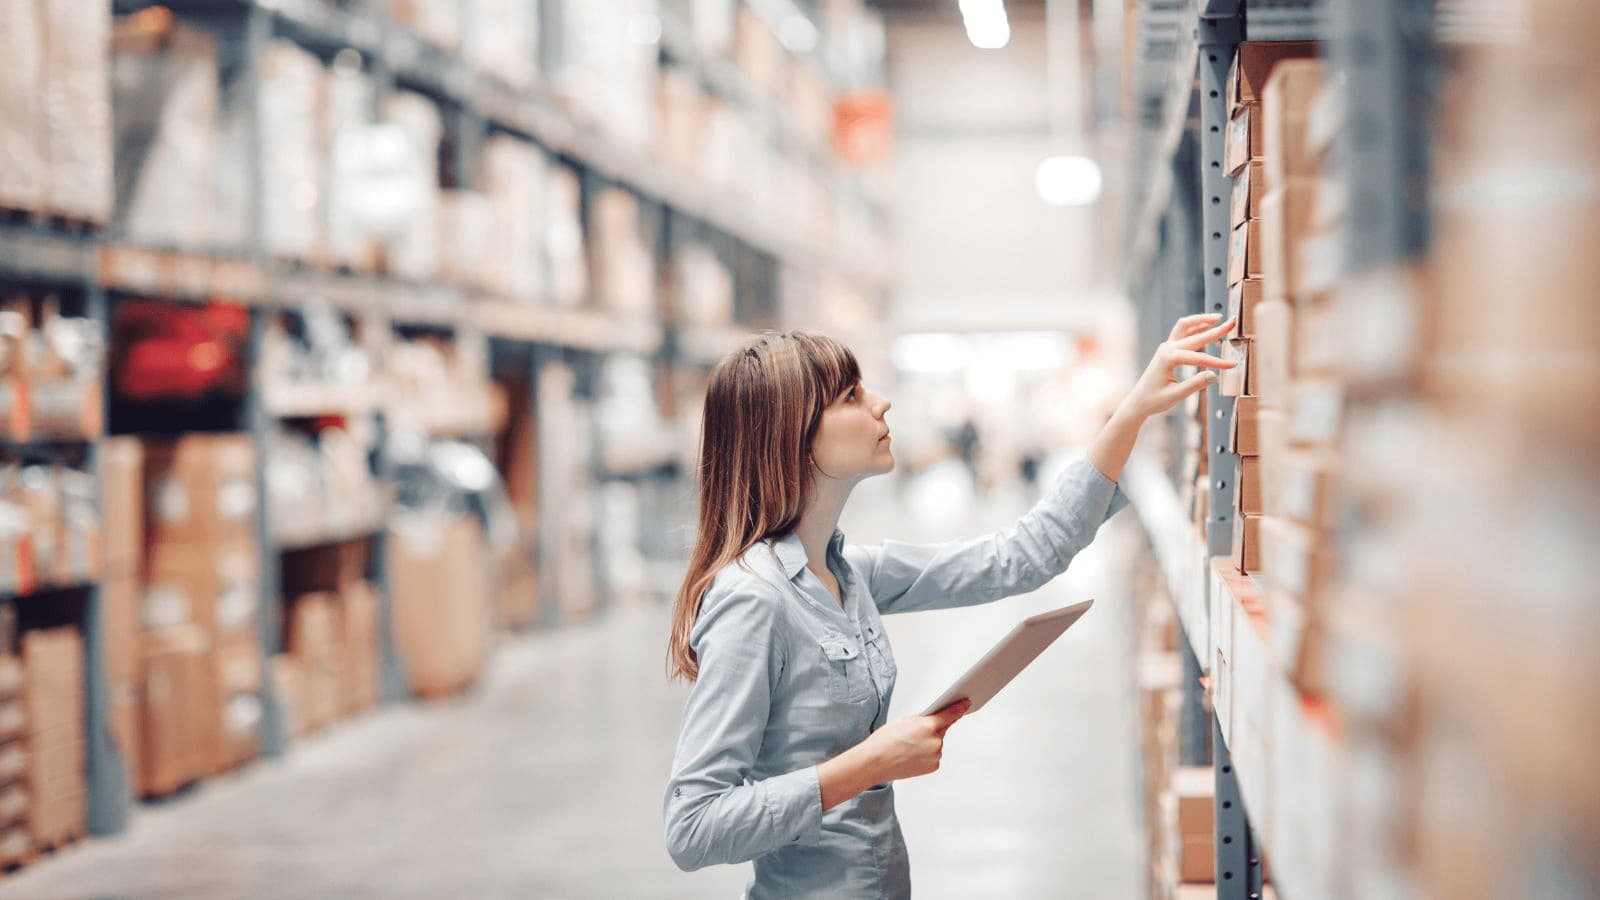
left=663, top=583, right=825, bottom=871
left=847, top=454, right=1128, bottom=616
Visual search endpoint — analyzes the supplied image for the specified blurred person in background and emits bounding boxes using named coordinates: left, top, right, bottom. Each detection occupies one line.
left=664, top=317, right=1235, bottom=898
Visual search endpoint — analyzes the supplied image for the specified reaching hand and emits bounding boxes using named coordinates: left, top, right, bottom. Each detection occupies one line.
left=1122, top=314, right=1238, bottom=419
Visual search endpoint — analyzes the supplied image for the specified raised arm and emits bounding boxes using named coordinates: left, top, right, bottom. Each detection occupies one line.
left=847, top=314, right=1237, bottom=616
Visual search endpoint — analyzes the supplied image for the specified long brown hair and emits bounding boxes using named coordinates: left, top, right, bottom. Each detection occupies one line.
left=667, top=331, right=861, bottom=682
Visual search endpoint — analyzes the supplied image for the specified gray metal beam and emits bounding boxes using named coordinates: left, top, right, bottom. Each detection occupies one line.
left=1215, top=715, right=1265, bottom=898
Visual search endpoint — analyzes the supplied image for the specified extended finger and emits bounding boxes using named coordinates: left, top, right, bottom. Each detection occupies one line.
left=1168, top=313, right=1222, bottom=340
left=1176, top=317, right=1237, bottom=350
left=1169, top=349, right=1236, bottom=371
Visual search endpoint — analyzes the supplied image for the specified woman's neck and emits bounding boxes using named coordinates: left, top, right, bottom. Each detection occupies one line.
left=794, top=476, right=852, bottom=580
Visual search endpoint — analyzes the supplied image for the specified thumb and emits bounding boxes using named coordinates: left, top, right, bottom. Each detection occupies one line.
left=930, top=698, right=972, bottom=732
left=1159, top=370, right=1217, bottom=410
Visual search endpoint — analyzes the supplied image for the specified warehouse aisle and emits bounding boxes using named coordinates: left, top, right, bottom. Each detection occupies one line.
left=3, top=470, right=1140, bottom=900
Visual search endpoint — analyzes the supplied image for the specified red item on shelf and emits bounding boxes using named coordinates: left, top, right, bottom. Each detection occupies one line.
left=113, top=301, right=248, bottom=401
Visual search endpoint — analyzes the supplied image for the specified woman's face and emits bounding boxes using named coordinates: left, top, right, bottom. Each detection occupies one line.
left=811, top=380, right=894, bottom=482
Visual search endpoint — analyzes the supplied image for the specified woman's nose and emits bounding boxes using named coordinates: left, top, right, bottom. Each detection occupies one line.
left=872, top=393, right=892, bottom=417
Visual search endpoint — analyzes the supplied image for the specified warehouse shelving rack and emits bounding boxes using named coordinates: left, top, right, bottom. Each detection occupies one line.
left=0, top=0, right=893, bottom=845
left=1119, top=0, right=1432, bottom=897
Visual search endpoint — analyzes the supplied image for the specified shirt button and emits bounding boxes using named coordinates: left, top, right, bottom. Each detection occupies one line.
left=674, top=788, right=682, bottom=797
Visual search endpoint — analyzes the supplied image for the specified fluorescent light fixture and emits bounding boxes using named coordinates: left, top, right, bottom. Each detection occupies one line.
left=959, top=0, right=1010, bottom=50
left=1035, top=155, right=1103, bottom=206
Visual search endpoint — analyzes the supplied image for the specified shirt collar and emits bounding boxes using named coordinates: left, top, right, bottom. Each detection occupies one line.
left=770, top=528, right=847, bottom=580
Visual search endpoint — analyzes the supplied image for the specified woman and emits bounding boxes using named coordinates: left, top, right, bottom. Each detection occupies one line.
left=664, top=316, right=1236, bottom=898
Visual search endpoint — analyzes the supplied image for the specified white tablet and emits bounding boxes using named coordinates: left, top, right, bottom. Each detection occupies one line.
left=920, top=599, right=1095, bottom=716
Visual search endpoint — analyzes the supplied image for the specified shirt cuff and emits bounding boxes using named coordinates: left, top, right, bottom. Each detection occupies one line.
left=1070, top=455, right=1127, bottom=524
left=763, top=765, right=825, bottom=847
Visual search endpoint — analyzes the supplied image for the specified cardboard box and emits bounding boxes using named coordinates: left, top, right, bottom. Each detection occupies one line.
left=143, top=536, right=260, bottom=639
left=0, top=782, right=29, bottom=826
left=1230, top=161, right=1265, bottom=229
left=22, top=627, right=81, bottom=735
left=338, top=580, right=379, bottom=715
left=1181, top=834, right=1215, bottom=883
left=1237, top=456, right=1263, bottom=515
left=1277, top=449, right=1339, bottom=530
left=139, top=625, right=211, bottom=797
left=1219, top=340, right=1255, bottom=397
left=0, top=655, right=20, bottom=698
left=1227, top=41, right=1321, bottom=113
left=1289, top=378, right=1344, bottom=447
left=100, top=437, right=143, bottom=578
left=42, top=0, right=114, bottom=224
left=287, top=592, right=343, bottom=731
left=0, top=0, right=46, bottom=213
left=1259, top=516, right=1333, bottom=602
left=1228, top=219, right=1262, bottom=285
left=1229, top=279, right=1263, bottom=339
left=0, top=699, right=25, bottom=743
left=1232, top=514, right=1261, bottom=573
left=1252, top=301, right=1295, bottom=408
left=1259, top=180, right=1321, bottom=304
left=142, top=434, right=257, bottom=546
left=103, top=575, right=139, bottom=685
left=388, top=514, right=489, bottom=699
left=1262, top=59, right=1327, bottom=187
left=1173, top=766, right=1216, bottom=837
left=1224, top=103, right=1261, bottom=175
left=1230, top=396, right=1261, bottom=456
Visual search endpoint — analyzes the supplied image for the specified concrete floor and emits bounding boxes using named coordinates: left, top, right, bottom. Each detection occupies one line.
left=2, top=472, right=1142, bottom=899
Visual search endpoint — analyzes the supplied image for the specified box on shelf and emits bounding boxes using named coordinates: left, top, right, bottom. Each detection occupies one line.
left=482, top=136, right=548, bottom=303
left=1224, top=103, right=1260, bottom=176
left=547, top=166, right=590, bottom=307
left=1237, top=456, right=1263, bottom=515
left=379, top=90, right=442, bottom=281
left=1232, top=514, right=1261, bottom=574
left=103, top=575, right=139, bottom=686
left=41, top=0, right=114, bottom=224
left=287, top=592, right=343, bottom=733
left=1219, top=340, right=1254, bottom=398
left=1262, top=59, right=1327, bottom=187
left=143, top=536, right=260, bottom=640
left=589, top=188, right=657, bottom=316
left=389, top=0, right=461, bottom=51
left=1231, top=161, right=1265, bottom=229
left=1276, top=450, right=1339, bottom=531
left=1228, top=219, right=1262, bottom=285
left=260, top=40, right=327, bottom=264
left=1227, top=41, right=1322, bottom=113
left=1229, top=279, right=1263, bottom=338
left=338, top=580, right=379, bottom=715
left=141, top=434, right=257, bottom=546
left=1180, top=834, right=1215, bottom=883
left=462, top=0, right=538, bottom=90
left=1252, top=301, right=1294, bottom=407
left=1172, top=766, right=1216, bottom=837
left=1259, top=516, right=1333, bottom=603
left=209, top=635, right=261, bottom=773
left=1259, top=181, right=1321, bottom=304
left=101, top=437, right=143, bottom=578
left=1231, top=396, right=1261, bottom=456
left=23, top=626, right=85, bottom=845
left=138, top=624, right=212, bottom=797
left=439, top=190, right=496, bottom=291
left=0, top=0, right=46, bottom=213
left=1288, top=378, right=1344, bottom=447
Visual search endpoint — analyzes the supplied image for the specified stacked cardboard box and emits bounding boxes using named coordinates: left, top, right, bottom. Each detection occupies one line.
left=1223, top=43, right=1319, bottom=584
left=278, top=540, right=380, bottom=731
left=379, top=91, right=443, bottom=281
left=589, top=188, right=658, bottom=317
left=139, top=434, right=262, bottom=786
left=22, top=627, right=84, bottom=850
left=0, top=299, right=107, bottom=446
left=481, top=136, right=550, bottom=303
left=0, top=618, right=28, bottom=868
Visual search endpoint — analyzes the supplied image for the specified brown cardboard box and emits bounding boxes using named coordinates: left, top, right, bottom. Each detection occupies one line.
left=1173, top=766, right=1216, bottom=837
left=1230, top=161, right=1265, bottom=229
left=1232, top=514, right=1261, bottom=573
left=1227, top=41, right=1321, bottom=113
left=139, top=625, right=210, bottom=797
left=1259, top=181, right=1321, bottom=304
left=1237, top=456, right=1263, bottom=515
left=1252, top=301, right=1294, bottom=408
left=287, top=592, right=342, bottom=731
left=141, top=434, right=257, bottom=546
left=1277, top=449, right=1339, bottom=530
left=1181, top=834, right=1215, bottom=883
left=0, top=699, right=25, bottom=743
left=23, top=627, right=81, bottom=734
left=1288, top=378, right=1344, bottom=447
left=0, top=655, right=20, bottom=698
left=1227, top=219, right=1262, bottom=285
left=1232, top=396, right=1261, bottom=456
left=1219, top=340, right=1255, bottom=398
left=1224, top=104, right=1260, bottom=175
left=103, top=574, right=139, bottom=685
left=0, top=782, right=29, bottom=826
left=1262, top=59, right=1327, bottom=187
left=388, top=514, right=489, bottom=699
left=209, top=634, right=261, bottom=772
left=1259, top=516, right=1332, bottom=603
left=100, top=437, right=142, bottom=578
left=1229, top=279, right=1263, bottom=338
left=143, top=536, right=259, bottom=639
left=337, top=580, right=379, bottom=714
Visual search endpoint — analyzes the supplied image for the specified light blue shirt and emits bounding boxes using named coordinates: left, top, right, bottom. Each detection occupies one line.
left=664, top=455, right=1129, bottom=898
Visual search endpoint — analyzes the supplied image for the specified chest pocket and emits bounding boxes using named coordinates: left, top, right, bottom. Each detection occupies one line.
left=863, top=622, right=897, bottom=685
left=818, top=636, right=871, bottom=704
